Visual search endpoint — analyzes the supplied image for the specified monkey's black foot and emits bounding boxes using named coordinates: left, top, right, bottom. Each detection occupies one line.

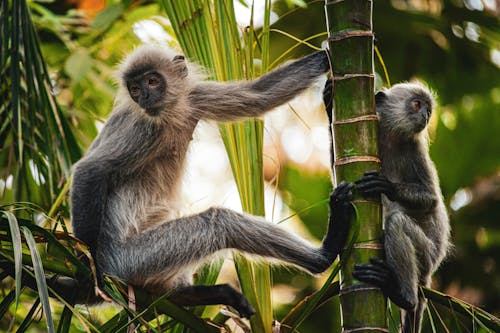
left=330, top=181, right=354, bottom=207
left=235, top=303, right=255, bottom=319
left=230, top=293, right=255, bottom=318
left=353, top=258, right=415, bottom=310
left=219, top=285, right=255, bottom=318
left=320, top=181, right=354, bottom=262
left=355, top=171, right=396, bottom=201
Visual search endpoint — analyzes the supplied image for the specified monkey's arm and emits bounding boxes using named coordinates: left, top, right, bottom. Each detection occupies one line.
left=323, top=78, right=333, bottom=124
left=71, top=111, right=158, bottom=252
left=355, top=171, right=438, bottom=211
left=320, top=181, right=354, bottom=264
left=71, top=158, right=109, bottom=253
left=189, top=51, right=329, bottom=121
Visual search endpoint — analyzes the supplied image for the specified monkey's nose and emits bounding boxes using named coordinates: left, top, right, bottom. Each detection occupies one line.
left=141, top=86, right=149, bottom=99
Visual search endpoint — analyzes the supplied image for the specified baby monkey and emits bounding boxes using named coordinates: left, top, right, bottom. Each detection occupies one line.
left=70, top=45, right=354, bottom=317
left=324, top=81, right=450, bottom=333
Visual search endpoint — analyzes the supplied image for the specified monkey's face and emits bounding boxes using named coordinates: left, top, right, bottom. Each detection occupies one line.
left=376, top=83, right=435, bottom=139
left=126, top=71, right=167, bottom=116
left=120, top=47, right=189, bottom=118
left=405, top=97, right=432, bottom=133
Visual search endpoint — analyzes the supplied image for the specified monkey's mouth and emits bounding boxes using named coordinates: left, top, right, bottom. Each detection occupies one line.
left=145, top=107, right=161, bottom=117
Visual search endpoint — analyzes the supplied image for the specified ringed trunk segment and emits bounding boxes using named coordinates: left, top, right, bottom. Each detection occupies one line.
left=325, top=0, right=388, bottom=332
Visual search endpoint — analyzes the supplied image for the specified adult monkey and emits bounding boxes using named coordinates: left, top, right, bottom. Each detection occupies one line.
left=70, top=45, right=355, bottom=317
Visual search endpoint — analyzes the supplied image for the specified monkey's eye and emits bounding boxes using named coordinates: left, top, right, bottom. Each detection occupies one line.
left=129, top=85, right=140, bottom=97
left=146, top=75, right=161, bottom=88
left=411, top=99, right=421, bottom=113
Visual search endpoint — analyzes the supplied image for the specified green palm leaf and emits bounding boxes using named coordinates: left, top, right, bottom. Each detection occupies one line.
left=0, top=0, right=81, bottom=207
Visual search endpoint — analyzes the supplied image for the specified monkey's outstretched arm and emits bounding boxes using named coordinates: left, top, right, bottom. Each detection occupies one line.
left=356, top=171, right=438, bottom=211
left=188, top=51, right=330, bottom=122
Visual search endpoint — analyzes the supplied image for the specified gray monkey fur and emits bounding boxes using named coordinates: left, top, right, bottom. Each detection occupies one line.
left=353, top=82, right=450, bottom=333
left=70, top=45, right=353, bottom=315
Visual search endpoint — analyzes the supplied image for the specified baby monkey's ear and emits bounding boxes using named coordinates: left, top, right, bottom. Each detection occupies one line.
left=375, top=91, right=387, bottom=104
left=172, top=55, right=188, bottom=78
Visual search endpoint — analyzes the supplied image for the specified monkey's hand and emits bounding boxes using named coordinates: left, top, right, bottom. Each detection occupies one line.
left=322, top=181, right=354, bottom=258
left=355, top=171, right=397, bottom=201
left=353, top=258, right=416, bottom=310
left=323, top=78, right=333, bottom=123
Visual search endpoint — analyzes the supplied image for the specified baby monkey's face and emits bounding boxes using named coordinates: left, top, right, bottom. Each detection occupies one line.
left=376, top=82, right=435, bottom=138
left=406, top=96, right=433, bottom=133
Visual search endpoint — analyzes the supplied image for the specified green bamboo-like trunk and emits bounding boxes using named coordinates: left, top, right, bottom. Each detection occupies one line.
left=324, top=1, right=387, bottom=331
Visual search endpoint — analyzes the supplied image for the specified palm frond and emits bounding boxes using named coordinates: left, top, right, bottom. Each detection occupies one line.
left=0, top=0, right=81, bottom=207
left=161, top=1, right=272, bottom=331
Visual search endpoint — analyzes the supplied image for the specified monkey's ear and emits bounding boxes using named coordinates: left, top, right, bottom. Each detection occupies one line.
left=172, top=55, right=188, bottom=78
left=375, top=91, right=387, bottom=104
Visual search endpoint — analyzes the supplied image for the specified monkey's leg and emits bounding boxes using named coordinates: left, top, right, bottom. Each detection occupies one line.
left=353, top=212, right=420, bottom=310
left=102, top=183, right=352, bottom=284
left=388, top=215, right=435, bottom=333
left=170, top=284, right=255, bottom=318
left=353, top=212, right=435, bottom=333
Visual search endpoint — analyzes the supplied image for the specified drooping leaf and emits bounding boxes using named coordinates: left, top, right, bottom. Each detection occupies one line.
left=21, top=226, right=56, bottom=333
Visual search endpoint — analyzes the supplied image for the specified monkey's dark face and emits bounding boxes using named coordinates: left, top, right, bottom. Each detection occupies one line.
left=376, top=83, right=435, bottom=139
left=127, top=71, right=167, bottom=116
left=405, top=97, right=432, bottom=133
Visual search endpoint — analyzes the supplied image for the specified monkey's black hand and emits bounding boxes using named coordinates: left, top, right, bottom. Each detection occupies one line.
left=353, top=258, right=416, bottom=310
left=330, top=180, right=354, bottom=212
left=322, top=181, right=354, bottom=258
left=355, top=171, right=397, bottom=201
left=323, top=78, right=333, bottom=124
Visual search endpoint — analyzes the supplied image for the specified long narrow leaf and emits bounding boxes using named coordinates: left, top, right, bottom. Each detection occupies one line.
left=56, top=305, right=73, bottom=333
left=0, top=290, right=16, bottom=320
left=4, top=211, right=22, bottom=319
left=16, top=297, right=41, bottom=333
left=422, top=288, right=500, bottom=332
left=21, top=226, right=55, bottom=333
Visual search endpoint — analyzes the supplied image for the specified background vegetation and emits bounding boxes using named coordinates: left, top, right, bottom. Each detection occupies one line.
left=0, top=0, right=499, bottom=332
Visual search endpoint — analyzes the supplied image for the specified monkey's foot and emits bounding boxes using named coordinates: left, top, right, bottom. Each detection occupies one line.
left=232, top=296, right=255, bottom=318
left=330, top=181, right=354, bottom=208
left=320, top=181, right=354, bottom=263
left=353, top=258, right=416, bottom=310
left=355, top=171, right=396, bottom=201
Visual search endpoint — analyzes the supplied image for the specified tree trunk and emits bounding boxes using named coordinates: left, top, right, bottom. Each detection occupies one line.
left=324, top=1, right=388, bottom=332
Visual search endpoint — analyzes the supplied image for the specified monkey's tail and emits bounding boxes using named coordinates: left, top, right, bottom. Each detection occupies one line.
left=401, top=297, right=426, bottom=333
